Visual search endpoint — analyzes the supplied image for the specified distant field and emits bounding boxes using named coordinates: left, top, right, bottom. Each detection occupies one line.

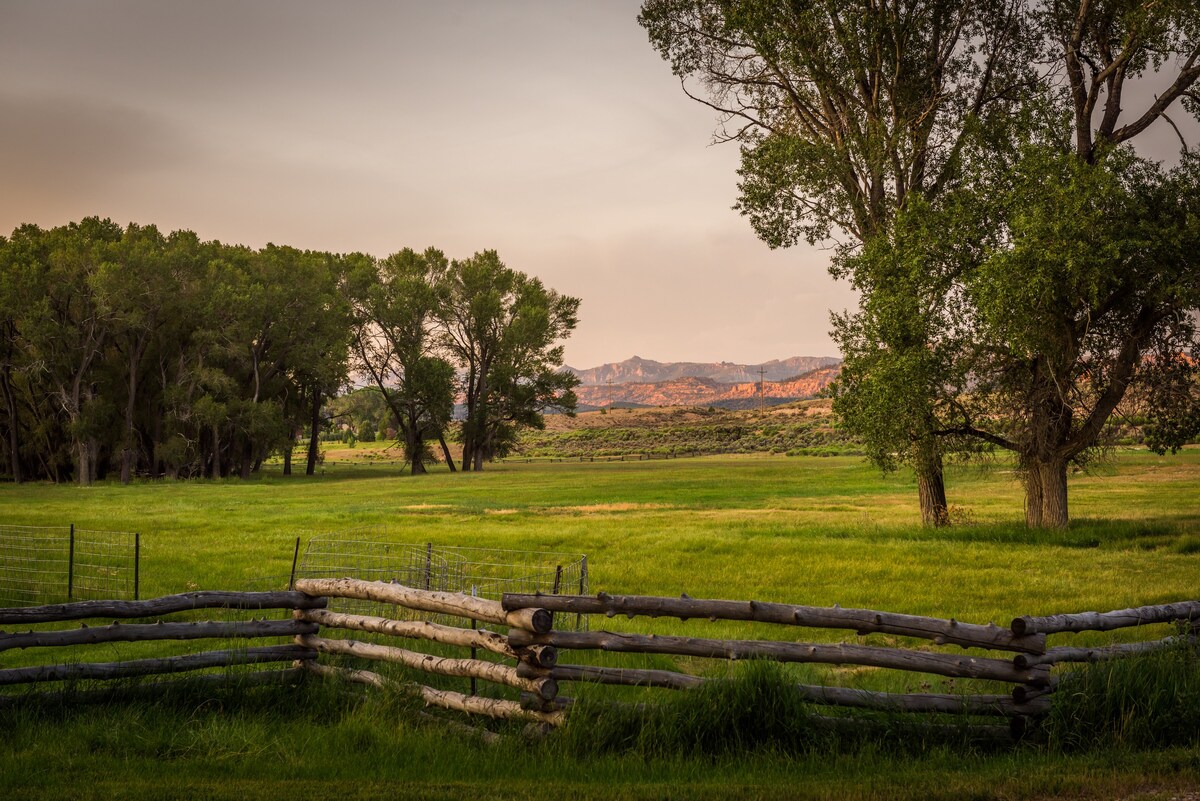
left=1, top=451, right=1198, bottom=800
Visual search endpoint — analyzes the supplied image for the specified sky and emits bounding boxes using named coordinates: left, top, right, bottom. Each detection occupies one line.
left=0, top=0, right=850, bottom=370
left=2, top=3, right=1194, bottom=370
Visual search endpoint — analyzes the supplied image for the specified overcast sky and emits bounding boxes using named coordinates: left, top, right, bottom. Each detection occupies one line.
left=2, top=3, right=1194, bottom=370
left=0, top=1, right=850, bottom=369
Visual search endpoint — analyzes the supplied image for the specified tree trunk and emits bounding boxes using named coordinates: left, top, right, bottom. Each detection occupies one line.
left=406, top=426, right=427, bottom=476
left=1030, top=459, right=1068, bottom=528
left=1023, top=465, right=1044, bottom=528
left=120, top=350, right=140, bottom=485
left=210, top=425, right=222, bottom=479
left=306, top=386, right=321, bottom=476
left=239, top=439, right=252, bottom=480
left=76, top=439, right=93, bottom=486
left=283, top=440, right=292, bottom=476
left=438, top=433, right=457, bottom=473
left=915, top=445, right=948, bottom=527
left=1, top=366, right=22, bottom=483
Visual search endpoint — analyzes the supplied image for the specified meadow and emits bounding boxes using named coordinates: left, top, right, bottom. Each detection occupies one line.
left=1, top=449, right=1198, bottom=799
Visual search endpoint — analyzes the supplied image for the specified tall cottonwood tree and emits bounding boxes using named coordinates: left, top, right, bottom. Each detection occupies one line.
left=985, top=1, right=1200, bottom=526
left=853, top=1, right=1200, bottom=528
left=949, top=148, right=1200, bottom=527
left=347, top=248, right=456, bottom=475
left=640, top=0, right=1035, bottom=524
left=441, top=251, right=580, bottom=471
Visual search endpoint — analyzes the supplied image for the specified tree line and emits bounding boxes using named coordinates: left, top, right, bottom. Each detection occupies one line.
left=0, top=219, right=578, bottom=484
left=642, top=0, right=1200, bottom=527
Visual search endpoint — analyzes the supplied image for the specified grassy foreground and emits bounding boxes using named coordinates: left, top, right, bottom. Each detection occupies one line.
left=1, top=450, right=1198, bottom=799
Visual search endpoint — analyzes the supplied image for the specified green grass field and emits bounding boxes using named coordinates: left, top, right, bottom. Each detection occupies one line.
left=1, top=450, right=1198, bottom=799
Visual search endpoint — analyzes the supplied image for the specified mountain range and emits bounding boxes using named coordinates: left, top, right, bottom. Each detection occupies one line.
left=565, top=355, right=841, bottom=386
left=564, top=356, right=842, bottom=410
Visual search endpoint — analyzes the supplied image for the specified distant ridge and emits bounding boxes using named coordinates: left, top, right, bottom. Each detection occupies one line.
left=565, top=355, right=841, bottom=386
left=570, top=364, right=841, bottom=409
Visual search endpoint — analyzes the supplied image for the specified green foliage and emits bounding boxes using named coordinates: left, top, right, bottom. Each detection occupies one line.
left=0, top=220, right=354, bottom=483
left=642, top=0, right=1200, bottom=530
left=346, top=248, right=455, bottom=475
left=1046, top=640, right=1200, bottom=751
left=561, top=662, right=823, bottom=758
left=0, top=223, right=579, bottom=482
left=442, top=250, right=580, bottom=470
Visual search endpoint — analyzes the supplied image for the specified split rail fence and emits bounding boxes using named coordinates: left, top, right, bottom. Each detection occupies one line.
left=1, top=580, right=1197, bottom=741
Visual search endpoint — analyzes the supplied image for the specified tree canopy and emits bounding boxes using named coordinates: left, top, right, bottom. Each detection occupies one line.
left=642, top=0, right=1200, bottom=527
left=0, top=220, right=578, bottom=483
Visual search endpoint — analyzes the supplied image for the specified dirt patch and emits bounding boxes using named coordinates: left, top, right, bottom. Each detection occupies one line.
left=556, top=502, right=674, bottom=514
left=484, top=508, right=520, bottom=515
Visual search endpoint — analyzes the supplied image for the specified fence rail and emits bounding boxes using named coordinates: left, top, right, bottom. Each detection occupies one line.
left=2, top=580, right=1196, bottom=743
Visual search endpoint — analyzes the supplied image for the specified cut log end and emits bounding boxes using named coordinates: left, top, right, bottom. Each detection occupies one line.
left=516, top=644, right=558, bottom=669
left=529, top=608, right=553, bottom=634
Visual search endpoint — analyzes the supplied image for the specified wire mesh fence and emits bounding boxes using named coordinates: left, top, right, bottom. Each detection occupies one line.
left=70, top=528, right=140, bottom=602
left=264, top=530, right=589, bottom=634
left=0, top=525, right=139, bottom=607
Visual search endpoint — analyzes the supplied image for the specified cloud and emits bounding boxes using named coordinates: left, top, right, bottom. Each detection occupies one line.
left=0, top=92, right=203, bottom=226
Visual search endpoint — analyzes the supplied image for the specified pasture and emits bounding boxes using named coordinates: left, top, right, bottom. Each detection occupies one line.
left=1, top=450, right=1198, bottom=799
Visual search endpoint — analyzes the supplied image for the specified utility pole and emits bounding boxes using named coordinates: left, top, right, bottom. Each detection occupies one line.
left=605, top=378, right=613, bottom=410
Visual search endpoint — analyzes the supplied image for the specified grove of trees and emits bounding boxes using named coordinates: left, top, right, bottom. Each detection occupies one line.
left=0, top=219, right=578, bottom=484
left=641, top=0, right=1200, bottom=527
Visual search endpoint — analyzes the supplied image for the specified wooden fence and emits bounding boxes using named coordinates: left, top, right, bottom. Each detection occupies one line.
left=2, top=581, right=1197, bottom=740
left=0, top=591, right=323, bottom=698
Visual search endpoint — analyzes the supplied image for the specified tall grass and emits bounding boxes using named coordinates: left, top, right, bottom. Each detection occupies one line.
left=1045, top=637, right=1200, bottom=751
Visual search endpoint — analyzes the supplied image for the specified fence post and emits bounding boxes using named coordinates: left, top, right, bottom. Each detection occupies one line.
left=551, top=565, right=563, bottom=630
left=134, top=532, right=140, bottom=601
left=289, top=536, right=301, bottom=590
left=424, top=543, right=433, bottom=590
left=576, top=556, right=587, bottom=631
left=67, top=524, right=75, bottom=600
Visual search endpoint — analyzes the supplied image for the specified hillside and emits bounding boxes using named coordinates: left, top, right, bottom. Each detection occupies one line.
left=566, top=355, right=840, bottom=386
left=516, top=398, right=861, bottom=458
left=572, top=365, right=840, bottom=410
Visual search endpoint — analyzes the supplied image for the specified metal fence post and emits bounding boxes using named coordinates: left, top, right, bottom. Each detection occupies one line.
left=289, top=536, right=301, bottom=590
left=576, top=555, right=588, bottom=631
left=134, top=532, right=140, bottom=601
left=67, top=524, right=75, bottom=600
left=424, top=542, right=432, bottom=590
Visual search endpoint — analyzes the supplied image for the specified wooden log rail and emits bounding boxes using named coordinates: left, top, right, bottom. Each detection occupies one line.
left=512, top=661, right=1050, bottom=717
left=297, top=634, right=558, bottom=700
left=0, top=644, right=316, bottom=686
left=294, top=608, right=557, bottom=667
left=1011, top=601, right=1200, bottom=636
left=508, top=629, right=1050, bottom=686
left=295, top=578, right=551, bottom=633
left=1013, top=634, right=1196, bottom=669
left=302, top=660, right=564, bottom=726
left=502, top=592, right=1046, bottom=654
left=0, top=619, right=317, bottom=652
left=0, top=591, right=326, bottom=625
